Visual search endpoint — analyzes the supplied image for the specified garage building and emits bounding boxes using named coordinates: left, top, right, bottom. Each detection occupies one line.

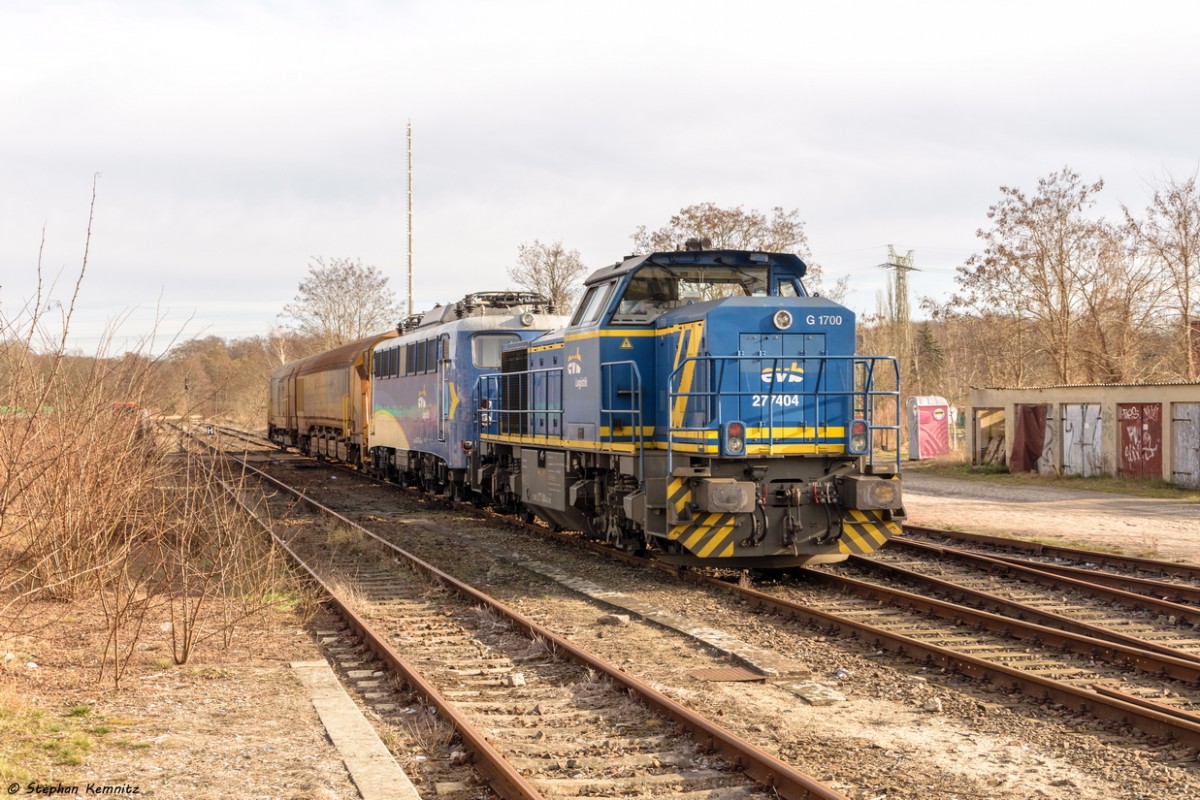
left=967, top=383, right=1200, bottom=487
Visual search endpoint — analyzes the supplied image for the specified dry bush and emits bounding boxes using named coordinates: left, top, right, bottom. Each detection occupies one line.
left=0, top=189, right=300, bottom=689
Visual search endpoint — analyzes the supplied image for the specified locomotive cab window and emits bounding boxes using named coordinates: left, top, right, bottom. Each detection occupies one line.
left=615, top=273, right=676, bottom=322
left=570, top=281, right=615, bottom=326
left=773, top=277, right=805, bottom=297
left=611, top=264, right=773, bottom=322
left=472, top=333, right=520, bottom=368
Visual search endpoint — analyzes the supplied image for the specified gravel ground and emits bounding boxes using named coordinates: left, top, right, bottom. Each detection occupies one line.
left=0, top=603, right=364, bottom=800
left=7, top=463, right=1199, bottom=800
left=384, top=505, right=1200, bottom=800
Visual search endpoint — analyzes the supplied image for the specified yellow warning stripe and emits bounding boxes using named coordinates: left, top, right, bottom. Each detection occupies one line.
left=683, top=513, right=723, bottom=549
left=835, top=510, right=898, bottom=554
left=746, top=426, right=846, bottom=438
left=478, top=432, right=843, bottom=456
left=838, top=525, right=872, bottom=553
left=668, top=477, right=692, bottom=515
left=698, top=521, right=737, bottom=557
left=670, top=323, right=705, bottom=429
left=667, top=513, right=738, bottom=558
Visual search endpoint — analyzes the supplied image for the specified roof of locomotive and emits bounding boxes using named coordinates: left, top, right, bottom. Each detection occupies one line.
left=376, top=309, right=570, bottom=349
left=397, top=290, right=560, bottom=331
left=581, top=249, right=809, bottom=287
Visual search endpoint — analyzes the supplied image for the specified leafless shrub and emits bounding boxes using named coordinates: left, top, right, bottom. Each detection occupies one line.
left=0, top=180, right=301, bottom=689
left=151, top=454, right=299, bottom=665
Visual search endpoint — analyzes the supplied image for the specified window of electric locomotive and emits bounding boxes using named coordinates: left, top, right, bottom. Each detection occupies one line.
left=472, top=333, right=520, bottom=368
left=569, top=281, right=616, bottom=326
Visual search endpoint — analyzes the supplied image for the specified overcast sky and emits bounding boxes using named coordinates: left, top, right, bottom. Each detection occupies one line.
left=4, top=0, right=1199, bottom=353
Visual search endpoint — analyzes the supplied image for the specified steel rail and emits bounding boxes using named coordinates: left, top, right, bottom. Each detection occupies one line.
left=1092, top=684, right=1200, bottom=726
left=492, top=521, right=1200, bottom=749
left=225, top=484, right=547, bottom=799
left=202, top=433, right=1200, bottom=753
left=903, top=525, right=1200, bottom=581
left=961, top=552, right=1200, bottom=605
left=890, top=537, right=1200, bottom=627
left=407, top=499, right=1200, bottom=747
left=804, top=564, right=1200, bottom=683
left=235, top=457, right=849, bottom=800
left=674, top=569, right=1200, bottom=749
left=845, top=554, right=1200, bottom=667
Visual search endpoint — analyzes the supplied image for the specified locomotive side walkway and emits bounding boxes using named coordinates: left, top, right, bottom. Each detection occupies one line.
left=902, top=471, right=1200, bottom=561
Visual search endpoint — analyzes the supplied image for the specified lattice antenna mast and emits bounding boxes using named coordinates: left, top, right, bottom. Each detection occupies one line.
left=406, top=121, right=414, bottom=318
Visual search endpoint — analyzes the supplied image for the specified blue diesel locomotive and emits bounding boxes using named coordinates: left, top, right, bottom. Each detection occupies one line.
left=470, top=247, right=904, bottom=568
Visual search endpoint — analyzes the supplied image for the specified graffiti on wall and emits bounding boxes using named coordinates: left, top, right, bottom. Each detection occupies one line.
left=1119, top=403, right=1162, bottom=478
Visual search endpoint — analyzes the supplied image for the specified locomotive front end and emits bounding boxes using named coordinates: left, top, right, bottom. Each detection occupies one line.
left=476, top=247, right=904, bottom=569
left=644, top=254, right=905, bottom=567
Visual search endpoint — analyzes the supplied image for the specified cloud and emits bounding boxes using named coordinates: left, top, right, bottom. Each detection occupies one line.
left=3, top=0, right=1200, bottom=348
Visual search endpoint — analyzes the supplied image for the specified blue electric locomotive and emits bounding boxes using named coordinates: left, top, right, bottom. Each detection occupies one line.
left=367, top=291, right=568, bottom=492
left=471, top=246, right=904, bottom=568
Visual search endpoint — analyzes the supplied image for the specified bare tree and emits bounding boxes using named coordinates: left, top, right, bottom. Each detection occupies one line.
left=631, top=203, right=846, bottom=300
left=1128, top=173, right=1200, bottom=380
left=950, top=168, right=1107, bottom=384
left=632, top=203, right=809, bottom=253
left=278, top=257, right=402, bottom=350
left=1073, top=224, right=1165, bottom=383
left=507, top=240, right=587, bottom=313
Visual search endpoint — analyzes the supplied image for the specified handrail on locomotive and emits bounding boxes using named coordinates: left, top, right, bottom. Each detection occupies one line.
left=476, top=353, right=901, bottom=477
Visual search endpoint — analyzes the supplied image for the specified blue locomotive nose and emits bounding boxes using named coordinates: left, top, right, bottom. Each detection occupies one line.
left=645, top=293, right=903, bottom=564
left=657, top=297, right=858, bottom=457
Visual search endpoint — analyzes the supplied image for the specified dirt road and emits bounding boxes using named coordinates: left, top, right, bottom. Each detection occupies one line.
left=902, top=472, right=1200, bottom=562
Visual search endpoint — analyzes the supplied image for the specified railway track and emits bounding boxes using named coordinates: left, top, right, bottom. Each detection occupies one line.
left=205, top=434, right=848, bottom=800
left=901, top=524, right=1200, bottom=595
left=203, top=426, right=1200, bottom=789
left=778, top=566, right=1200, bottom=734
left=839, top=532, right=1200, bottom=663
left=902, top=525, right=1200, bottom=580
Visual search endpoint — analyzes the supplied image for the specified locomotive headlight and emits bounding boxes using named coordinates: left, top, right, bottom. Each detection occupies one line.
left=848, top=419, right=869, bottom=455
left=772, top=309, right=793, bottom=330
left=865, top=480, right=900, bottom=508
left=839, top=475, right=904, bottom=510
left=695, top=478, right=757, bottom=513
left=721, top=421, right=746, bottom=456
